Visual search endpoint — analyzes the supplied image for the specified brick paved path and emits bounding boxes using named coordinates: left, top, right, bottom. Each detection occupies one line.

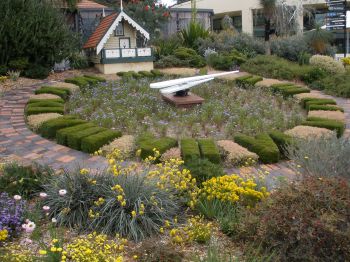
left=0, top=84, right=349, bottom=182
left=0, top=84, right=108, bottom=171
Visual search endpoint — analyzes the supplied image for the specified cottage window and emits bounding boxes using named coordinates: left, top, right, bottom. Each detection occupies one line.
left=115, top=22, right=124, bottom=36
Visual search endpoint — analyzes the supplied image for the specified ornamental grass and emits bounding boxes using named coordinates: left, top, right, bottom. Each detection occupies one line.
left=285, top=125, right=335, bottom=139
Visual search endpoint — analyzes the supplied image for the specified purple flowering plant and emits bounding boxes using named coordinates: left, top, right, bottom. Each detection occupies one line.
left=0, top=192, right=25, bottom=240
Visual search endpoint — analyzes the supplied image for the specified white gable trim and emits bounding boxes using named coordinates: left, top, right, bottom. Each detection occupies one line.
left=96, top=11, right=150, bottom=55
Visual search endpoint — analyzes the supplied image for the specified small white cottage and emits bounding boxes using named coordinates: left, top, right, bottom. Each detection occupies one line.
left=83, top=7, right=153, bottom=74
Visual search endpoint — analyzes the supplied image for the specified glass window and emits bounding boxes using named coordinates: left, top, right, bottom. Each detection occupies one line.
left=115, top=22, right=124, bottom=36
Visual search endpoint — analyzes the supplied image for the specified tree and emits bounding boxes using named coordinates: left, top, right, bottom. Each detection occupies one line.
left=259, top=0, right=277, bottom=42
left=0, top=0, right=78, bottom=67
left=304, top=24, right=334, bottom=54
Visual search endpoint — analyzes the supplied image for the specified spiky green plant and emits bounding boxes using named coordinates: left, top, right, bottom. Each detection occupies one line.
left=304, top=24, right=334, bottom=54
left=180, top=21, right=209, bottom=49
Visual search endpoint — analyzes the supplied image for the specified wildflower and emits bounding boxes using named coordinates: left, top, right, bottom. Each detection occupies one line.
left=304, top=156, right=309, bottom=159
left=80, top=168, right=89, bottom=175
left=22, top=221, right=36, bottom=233
left=13, top=195, right=21, bottom=201
left=0, top=229, right=8, bottom=241
left=59, top=189, right=67, bottom=196
left=133, top=255, right=138, bottom=259
left=43, top=206, right=50, bottom=211
left=39, top=192, right=48, bottom=198
left=159, top=227, right=164, bottom=233
left=39, top=250, right=47, bottom=255
left=52, top=218, right=57, bottom=223
left=131, top=210, right=136, bottom=218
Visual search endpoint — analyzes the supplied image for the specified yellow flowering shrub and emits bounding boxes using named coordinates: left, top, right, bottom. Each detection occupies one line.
left=169, top=216, right=212, bottom=244
left=200, top=175, right=269, bottom=207
left=0, top=229, right=8, bottom=241
left=64, top=232, right=126, bottom=262
left=0, top=243, right=34, bottom=261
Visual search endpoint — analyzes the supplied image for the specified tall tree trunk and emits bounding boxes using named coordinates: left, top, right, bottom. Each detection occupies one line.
left=264, top=18, right=271, bottom=55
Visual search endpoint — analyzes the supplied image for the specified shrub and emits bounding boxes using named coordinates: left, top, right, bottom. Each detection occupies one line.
left=26, top=100, right=63, bottom=108
left=217, top=140, right=259, bottom=166
left=116, top=71, right=126, bottom=77
left=206, top=53, right=233, bottom=70
left=234, top=134, right=280, bottom=164
left=151, top=69, right=164, bottom=77
left=310, top=73, right=350, bottom=98
left=0, top=193, right=25, bottom=240
left=308, top=104, right=344, bottom=112
left=65, top=76, right=89, bottom=88
left=35, top=87, right=69, bottom=100
left=25, top=106, right=64, bottom=116
left=184, top=157, right=224, bottom=186
left=137, top=135, right=178, bottom=160
left=173, top=47, right=197, bottom=59
left=39, top=117, right=86, bottom=138
left=56, top=123, right=96, bottom=145
left=231, top=177, right=350, bottom=261
left=287, top=136, right=350, bottom=178
left=270, top=36, right=310, bottom=62
left=309, top=55, right=345, bottom=74
left=81, top=130, right=122, bottom=153
left=301, top=97, right=337, bottom=109
left=268, top=131, right=293, bottom=157
left=8, top=57, right=29, bottom=71
left=302, top=117, right=345, bottom=137
left=270, top=83, right=310, bottom=97
left=83, top=75, right=106, bottom=83
left=43, top=169, right=182, bottom=241
left=138, top=71, right=154, bottom=77
left=28, top=98, right=64, bottom=104
left=236, top=75, right=263, bottom=88
left=27, top=113, right=63, bottom=131
left=197, top=139, right=221, bottom=164
left=0, top=65, right=8, bottom=76
left=69, top=53, right=89, bottom=69
left=285, top=125, right=336, bottom=140
left=180, top=139, right=200, bottom=163
left=172, top=47, right=206, bottom=68
left=300, top=67, right=327, bottom=84
left=67, top=126, right=107, bottom=151
left=24, top=64, right=50, bottom=79
left=0, top=162, right=53, bottom=199
left=180, top=21, right=209, bottom=49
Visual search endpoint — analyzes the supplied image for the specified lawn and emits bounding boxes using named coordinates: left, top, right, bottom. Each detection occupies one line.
left=67, top=77, right=304, bottom=139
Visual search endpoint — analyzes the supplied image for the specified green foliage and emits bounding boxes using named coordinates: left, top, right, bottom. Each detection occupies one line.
left=138, top=71, right=154, bottom=78
left=310, top=73, right=350, bottom=98
left=270, top=83, right=310, bottom=97
left=197, top=139, right=221, bottom=164
left=151, top=69, right=164, bottom=77
left=39, top=117, right=86, bottom=139
left=230, top=177, right=350, bottom=261
left=270, top=35, right=311, bottom=62
left=185, top=158, right=225, bottom=186
left=268, top=131, right=293, bottom=157
left=174, top=47, right=206, bottom=68
left=180, top=21, right=209, bottom=49
left=0, top=162, right=53, bottom=199
left=43, top=170, right=182, bottom=241
left=67, top=127, right=107, bottom=151
left=302, top=98, right=337, bottom=110
left=137, top=134, right=178, bottom=160
left=309, top=55, right=345, bottom=74
left=0, top=0, right=78, bottom=66
left=8, top=58, right=29, bottom=71
left=24, top=65, right=51, bottom=79
left=81, top=130, right=122, bottom=153
left=180, top=139, right=201, bottom=163
left=56, top=123, right=96, bottom=146
left=302, top=117, right=345, bottom=137
left=308, top=104, right=344, bottom=112
left=83, top=75, right=106, bottom=83
left=69, top=53, right=89, bottom=69
left=152, top=35, right=182, bottom=60
left=206, top=53, right=233, bottom=70
left=26, top=101, right=64, bottom=108
left=35, top=87, right=70, bottom=100
left=0, top=65, right=8, bottom=76
left=304, top=25, right=334, bottom=54
left=234, top=134, right=280, bottom=164
left=25, top=106, right=64, bottom=116
left=236, top=75, right=263, bottom=88
left=287, top=136, right=350, bottom=178
left=65, top=77, right=89, bottom=88
left=300, top=67, right=327, bottom=84
left=28, top=98, right=64, bottom=104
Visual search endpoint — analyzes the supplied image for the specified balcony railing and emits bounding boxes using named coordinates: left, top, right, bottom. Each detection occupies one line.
left=101, top=48, right=153, bottom=64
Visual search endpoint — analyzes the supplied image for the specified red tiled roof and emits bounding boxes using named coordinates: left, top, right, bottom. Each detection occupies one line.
left=83, top=12, right=118, bottom=49
left=77, top=0, right=108, bottom=9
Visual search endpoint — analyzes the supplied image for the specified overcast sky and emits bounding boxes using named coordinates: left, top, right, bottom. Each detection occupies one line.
left=161, top=0, right=177, bottom=7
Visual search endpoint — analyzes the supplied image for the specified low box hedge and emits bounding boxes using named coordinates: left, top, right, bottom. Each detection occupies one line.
left=35, top=87, right=69, bottom=100
left=300, top=98, right=337, bottom=108
left=281, top=87, right=310, bottom=97
left=67, top=126, right=107, bottom=150
left=56, top=123, right=96, bottom=145
left=43, top=86, right=71, bottom=95
left=27, top=101, right=64, bottom=108
left=81, top=130, right=122, bottom=153
left=83, top=75, right=106, bottom=82
left=235, top=75, right=252, bottom=86
left=65, top=77, right=89, bottom=88
left=25, top=106, right=64, bottom=116
left=139, top=137, right=178, bottom=160
left=302, top=117, right=345, bottom=137
left=151, top=69, right=164, bottom=77
left=138, top=71, right=154, bottom=78
left=245, top=75, right=263, bottom=86
left=28, top=98, right=64, bottom=104
left=269, top=131, right=293, bottom=157
left=234, top=134, right=280, bottom=164
left=236, top=75, right=263, bottom=88
left=308, top=104, right=344, bottom=112
left=180, top=138, right=200, bottom=163
left=116, top=72, right=126, bottom=77
left=197, top=139, right=221, bottom=164
left=39, top=117, right=87, bottom=139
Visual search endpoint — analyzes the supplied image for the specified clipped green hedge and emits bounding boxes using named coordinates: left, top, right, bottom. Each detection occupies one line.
left=138, top=136, right=178, bottom=160
left=302, top=117, right=345, bottom=137
left=301, top=98, right=337, bottom=109
left=151, top=69, right=164, bottom=77
left=308, top=104, right=344, bottom=112
left=269, top=131, right=293, bottom=157
left=83, top=75, right=106, bottom=82
left=271, top=84, right=310, bottom=97
left=180, top=139, right=200, bottom=163
left=39, top=117, right=86, bottom=139
left=116, top=72, right=126, bottom=77
left=35, top=87, right=69, bottom=100
left=65, top=76, right=89, bottom=88
left=56, top=123, right=96, bottom=145
left=236, top=75, right=263, bottom=88
left=26, top=101, right=64, bottom=108
left=28, top=98, right=64, bottom=104
left=197, top=139, right=221, bottom=164
left=67, top=126, right=107, bottom=151
left=234, top=134, right=280, bottom=164
left=81, top=130, right=122, bottom=154
left=138, top=71, right=154, bottom=78
left=25, top=106, right=64, bottom=116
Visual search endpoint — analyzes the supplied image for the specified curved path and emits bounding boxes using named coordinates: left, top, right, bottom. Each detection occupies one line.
left=0, top=82, right=349, bottom=181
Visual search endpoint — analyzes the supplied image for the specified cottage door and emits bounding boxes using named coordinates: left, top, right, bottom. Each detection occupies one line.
left=120, top=38, right=130, bottom=48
